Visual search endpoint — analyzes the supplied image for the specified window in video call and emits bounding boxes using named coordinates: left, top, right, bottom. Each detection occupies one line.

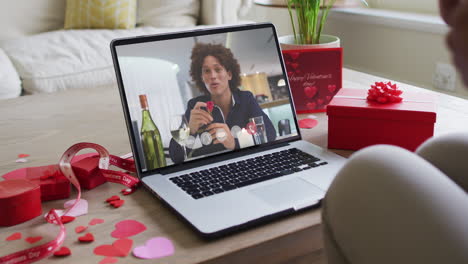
left=116, top=27, right=298, bottom=172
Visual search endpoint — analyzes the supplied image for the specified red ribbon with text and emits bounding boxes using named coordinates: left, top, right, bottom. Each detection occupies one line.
left=0, top=143, right=139, bottom=264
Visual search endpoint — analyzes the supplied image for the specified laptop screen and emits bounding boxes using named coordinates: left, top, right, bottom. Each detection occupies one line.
left=112, top=24, right=300, bottom=173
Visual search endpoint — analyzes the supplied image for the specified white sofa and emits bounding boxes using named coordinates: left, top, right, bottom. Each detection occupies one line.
left=0, top=0, right=252, bottom=100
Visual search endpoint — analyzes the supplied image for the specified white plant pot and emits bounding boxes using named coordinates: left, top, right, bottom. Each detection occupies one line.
left=279, top=34, right=340, bottom=50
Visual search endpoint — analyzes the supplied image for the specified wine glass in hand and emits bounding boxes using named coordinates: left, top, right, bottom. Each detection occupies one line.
left=169, top=114, right=190, bottom=161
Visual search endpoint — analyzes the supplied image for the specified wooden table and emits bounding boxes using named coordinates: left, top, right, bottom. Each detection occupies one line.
left=1, top=69, right=467, bottom=264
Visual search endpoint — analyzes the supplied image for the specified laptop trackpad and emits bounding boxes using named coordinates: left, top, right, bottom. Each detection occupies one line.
left=250, top=178, right=324, bottom=208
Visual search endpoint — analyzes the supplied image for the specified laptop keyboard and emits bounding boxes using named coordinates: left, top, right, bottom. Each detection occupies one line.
left=169, top=148, right=328, bottom=200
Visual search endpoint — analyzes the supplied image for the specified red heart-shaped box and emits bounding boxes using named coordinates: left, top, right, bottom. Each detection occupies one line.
left=0, top=179, right=42, bottom=226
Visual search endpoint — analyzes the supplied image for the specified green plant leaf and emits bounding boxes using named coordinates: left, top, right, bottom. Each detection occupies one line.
left=317, top=0, right=336, bottom=43
left=287, top=0, right=297, bottom=44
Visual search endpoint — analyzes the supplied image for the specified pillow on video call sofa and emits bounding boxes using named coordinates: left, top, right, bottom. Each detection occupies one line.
left=137, top=0, right=200, bottom=28
left=65, top=0, right=137, bottom=29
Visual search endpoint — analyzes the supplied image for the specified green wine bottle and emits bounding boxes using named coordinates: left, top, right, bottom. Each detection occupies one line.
left=139, top=94, right=166, bottom=170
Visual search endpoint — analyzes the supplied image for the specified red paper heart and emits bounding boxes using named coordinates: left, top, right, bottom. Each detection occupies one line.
left=25, top=236, right=42, bottom=244
left=78, top=232, right=95, bottom=243
left=89, top=218, right=105, bottom=226
left=54, top=246, right=71, bottom=257
left=61, top=215, right=76, bottom=224
left=75, top=226, right=87, bottom=234
left=6, top=232, right=22, bottom=241
left=110, top=199, right=125, bottom=208
left=298, top=118, right=319, bottom=129
left=94, top=245, right=124, bottom=257
left=94, top=238, right=133, bottom=257
left=121, top=188, right=134, bottom=196
left=106, top=196, right=120, bottom=203
left=306, top=102, right=316, bottom=110
left=304, top=86, right=317, bottom=98
left=18, top=154, right=30, bottom=158
left=328, top=84, right=337, bottom=93
left=206, top=101, right=214, bottom=113
left=111, top=220, right=147, bottom=238
left=99, top=257, right=119, bottom=264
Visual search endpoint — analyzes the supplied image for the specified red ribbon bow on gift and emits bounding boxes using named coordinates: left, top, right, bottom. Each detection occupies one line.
left=367, top=81, right=403, bottom=104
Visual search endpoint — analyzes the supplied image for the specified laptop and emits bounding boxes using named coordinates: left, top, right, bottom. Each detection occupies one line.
left=110, top=22, right=347, bottom=238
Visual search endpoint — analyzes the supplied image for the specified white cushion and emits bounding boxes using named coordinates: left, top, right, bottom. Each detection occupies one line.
left=0, top=27, right=204, bottom=94
left=199, top=0, right=252, bottom=25
left=0, top=0, right=66, bottom=42
left=137, top=0, right=200, bottom=28
left=0, top=48, right=22, bottom=99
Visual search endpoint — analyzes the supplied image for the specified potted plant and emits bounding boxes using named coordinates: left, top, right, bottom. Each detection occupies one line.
left=280, top=0, right=368, bottom=49
left=279, top=0, right=369, bottom=113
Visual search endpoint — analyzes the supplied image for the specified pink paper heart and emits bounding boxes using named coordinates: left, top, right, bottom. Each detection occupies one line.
left=89, top=218, right=105, bottom=226
left=111, top=220, right=147, bottom=238
left=133, top=237, right=175, bottom=259
left=304, top=86, right=317, bottom=98
left=75, top=226, right=88, bottom=234
left=63, top=199, right=88, bottom=217
left=298, top=118, right=319, bottom=129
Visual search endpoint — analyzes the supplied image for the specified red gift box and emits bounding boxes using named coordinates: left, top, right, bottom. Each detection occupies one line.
left=327, top=88, right=436, bottom=151
left=282, top=48, right=342, bottom=113
left=27, top=165, right=70, bottom=201
left=72, top=156, right=107, bottom=189
left=0, top=179, right=42, bottom=226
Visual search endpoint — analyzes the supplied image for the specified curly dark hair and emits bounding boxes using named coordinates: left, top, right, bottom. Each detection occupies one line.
left=190, top=42, right=241, bottom=94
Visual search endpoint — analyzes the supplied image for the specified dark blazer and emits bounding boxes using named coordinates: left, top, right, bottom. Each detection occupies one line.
left=169, top=89, right=276, bottom=163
